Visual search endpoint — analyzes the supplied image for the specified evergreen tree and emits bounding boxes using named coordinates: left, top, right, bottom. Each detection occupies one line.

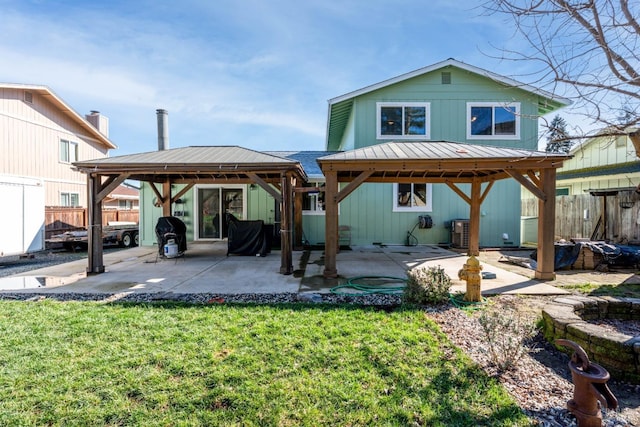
left=545, top=115, right=570, bottom=153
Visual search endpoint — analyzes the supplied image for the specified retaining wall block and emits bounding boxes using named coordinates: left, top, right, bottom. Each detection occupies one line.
left=602, top=297, right=632, bottom=318
left=590, top=342, right=637, bottom=365
left=552, top=297, right=585, bottom=310
left=566, top=322, right=603, bottom=342
left=590, top=330, right=635, bottom=350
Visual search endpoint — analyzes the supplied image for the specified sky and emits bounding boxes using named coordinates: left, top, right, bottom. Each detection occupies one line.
left=0, top=0, right=573, bottom=156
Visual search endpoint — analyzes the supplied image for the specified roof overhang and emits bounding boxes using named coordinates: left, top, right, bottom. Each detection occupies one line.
left=317, top=141, right=571, bottom=184
left=74, top=146, right=308, bottom=184
left=0, top=83, right=116, bottom=150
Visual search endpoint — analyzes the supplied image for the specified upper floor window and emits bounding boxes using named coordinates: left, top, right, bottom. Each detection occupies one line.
left=60, top=192, right=79, bottom=207
left=302, top=181, right=325, bottom=215
left=60, top=139, right=78, bottom=163
left=377, top=102, right=430, bottom=139
left=467, top=102, right=520, bottom=140
left=393, top=183, right=432, bottom=212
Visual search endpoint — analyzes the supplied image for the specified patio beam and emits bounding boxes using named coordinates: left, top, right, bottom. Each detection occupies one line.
left=247, top=172, right=282, bottom=203
left=96, top=173, right=130, bottom=203
left=336, top=170, right=373, bottom=203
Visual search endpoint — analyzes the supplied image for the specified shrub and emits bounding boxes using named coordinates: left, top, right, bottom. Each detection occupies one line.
left=477, top=309, right=538, bottom=372
left=404, top=265, right=452, bottom=304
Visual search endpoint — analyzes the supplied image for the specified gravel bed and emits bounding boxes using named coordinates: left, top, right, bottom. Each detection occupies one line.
left=0, top=250, right=87, bottom=278
left=0, top=291, right=636, bottom=426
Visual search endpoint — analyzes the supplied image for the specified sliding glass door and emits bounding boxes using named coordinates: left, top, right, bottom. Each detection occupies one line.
left=196, top=186, right=244, bottom=239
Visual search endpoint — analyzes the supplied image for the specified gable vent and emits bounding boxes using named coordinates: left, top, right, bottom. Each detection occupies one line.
left=24, top=91, right=33, bottom=103
left=441, top=72, right=451, bottom=84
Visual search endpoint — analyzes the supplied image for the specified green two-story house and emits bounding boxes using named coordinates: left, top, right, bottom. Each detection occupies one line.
left=136, top=58, right=568, bottom=250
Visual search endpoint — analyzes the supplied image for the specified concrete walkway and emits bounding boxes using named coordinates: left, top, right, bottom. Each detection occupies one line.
left=0, top=242, right=571, bottom=296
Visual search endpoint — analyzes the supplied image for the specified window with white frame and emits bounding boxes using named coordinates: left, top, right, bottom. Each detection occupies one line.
left=467, top=102, right=520, bottom=139
left=377, top=102, right=430, bottom=139
left=393, top=183, right=432, bottom=212
left=302, top=182, right=325, bottom=214
left=60, top=192, right=80, bottom=207
left=60, top=139, right=78, bottom=163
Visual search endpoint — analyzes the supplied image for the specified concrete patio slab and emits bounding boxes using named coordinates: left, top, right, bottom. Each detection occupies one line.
left=0, top=243, right=570, bottom=296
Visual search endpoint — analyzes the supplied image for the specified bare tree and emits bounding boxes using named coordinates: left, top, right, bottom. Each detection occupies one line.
left=484, top=0, right=640, bottom=142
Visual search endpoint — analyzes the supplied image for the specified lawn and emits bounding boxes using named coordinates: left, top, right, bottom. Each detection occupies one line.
left=561, top=282, right=640, bottom=298
left=0, top=300, right=528, bottom=426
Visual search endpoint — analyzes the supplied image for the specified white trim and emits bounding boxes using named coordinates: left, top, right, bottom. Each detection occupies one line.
left=466, top=102, right=520, bottom=140
left=59, top=139, right=78, bottom=164
left=0, top=83, right=116, bottom=149
left=392, top=183, right=433, bottom=212
left=193, top=184, right=247, bottom=241
left=329, top=59, right=571, bottom=106
left=376, top=102, right=431, bottom=140
left=60, top=191, right=80, bottom=207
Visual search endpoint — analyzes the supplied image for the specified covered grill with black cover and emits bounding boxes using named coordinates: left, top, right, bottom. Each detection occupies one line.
left=227, top=214, right=271, bottom=257
left=155, top=216, right=187, bottom=256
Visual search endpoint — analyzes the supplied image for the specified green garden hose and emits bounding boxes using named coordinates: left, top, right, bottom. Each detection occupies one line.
left=330, top=276, right=408, bottom=296
left=449, top=292, right=487, bottom=311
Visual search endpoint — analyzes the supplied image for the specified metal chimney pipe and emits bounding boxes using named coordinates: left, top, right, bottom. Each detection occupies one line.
left=156, top=109, right=169, bottom=151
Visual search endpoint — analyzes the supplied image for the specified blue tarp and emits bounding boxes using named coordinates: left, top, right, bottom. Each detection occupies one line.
left=530, top=242, right=640, bottom=270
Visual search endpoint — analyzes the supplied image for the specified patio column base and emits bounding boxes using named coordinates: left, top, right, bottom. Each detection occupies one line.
left=323, top=268, right=337, bottom=278
left=535, top=271, right=556, bottom=280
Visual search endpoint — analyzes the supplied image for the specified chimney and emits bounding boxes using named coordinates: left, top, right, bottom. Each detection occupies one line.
left=156, top=109, right=169, bottom=151
left=86, top=110, right=109, bottom=137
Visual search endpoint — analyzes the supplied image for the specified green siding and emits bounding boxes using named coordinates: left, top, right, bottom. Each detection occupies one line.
left=338, top=180, right=521, bottom=247
left=349, top=68, right=541, bottom=151
left=140, top=183, right=195, bottom=247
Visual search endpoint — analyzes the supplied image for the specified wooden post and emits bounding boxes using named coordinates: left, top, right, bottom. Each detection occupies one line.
left=162, top=181, right=171, bottom=217
left=536, top=168, right=556, bottom=280
left=87, top=174, right=105, bottom=274
left=468, top=179, right=481, bottom=256
left=294, top=188, right=303, bottom=250
left=323, top=171, right=339, bottom=278
left=280, top=173, right=293, bottom=274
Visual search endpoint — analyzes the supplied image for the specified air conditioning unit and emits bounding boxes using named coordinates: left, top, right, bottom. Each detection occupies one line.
left=451, top=219, right=469, bottom=248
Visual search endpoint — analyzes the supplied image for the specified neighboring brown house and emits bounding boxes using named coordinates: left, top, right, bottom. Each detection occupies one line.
left=103, top=183, right=140, bottom=211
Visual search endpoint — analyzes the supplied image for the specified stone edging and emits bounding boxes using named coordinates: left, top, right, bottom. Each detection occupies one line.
left=542, top=295, right=640, bottom=384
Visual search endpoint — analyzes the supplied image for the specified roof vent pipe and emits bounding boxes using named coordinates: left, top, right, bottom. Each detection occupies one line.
left=156, top=109, right=169, bottom=151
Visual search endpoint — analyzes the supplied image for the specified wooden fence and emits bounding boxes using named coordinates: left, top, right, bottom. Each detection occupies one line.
left=521, top=191, right=640, bottom=244
left=45, top=207, right=139, bottom=238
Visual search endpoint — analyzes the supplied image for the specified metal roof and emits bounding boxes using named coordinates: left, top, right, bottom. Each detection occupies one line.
left=319, top=141, right=566, bottom=161
left=0, top=83, right=116, bottom=150
left=78, top=146, right=297, bottom=166
left=317, top=141, right=571, bottom=183
left=74, top=146, right=308, bottom=183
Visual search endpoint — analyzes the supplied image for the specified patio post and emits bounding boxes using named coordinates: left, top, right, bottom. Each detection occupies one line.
left=536, top=168, right=557, bottom=280
left=468, top=178, right=481, bottom=256
left=280, top=172, right=293, bottom=274
left=87, top=173, right=105, bottom=274
left=323, top=170, right=339, bottom=278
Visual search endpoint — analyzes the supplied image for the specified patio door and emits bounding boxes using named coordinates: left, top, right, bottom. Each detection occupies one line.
left=196, top=186, right=245, bottom=239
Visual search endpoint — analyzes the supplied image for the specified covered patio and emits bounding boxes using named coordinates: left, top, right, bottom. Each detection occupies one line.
left=73, top=146, right=308, bottom=276
left=74, top=141, right=571, bottom=285
left=318, top=141, right=572, bottom=281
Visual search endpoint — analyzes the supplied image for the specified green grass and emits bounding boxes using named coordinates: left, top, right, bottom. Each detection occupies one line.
left=0, top=300, right=528, bottom=426
left=561, top=282, right=640, bottom=298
